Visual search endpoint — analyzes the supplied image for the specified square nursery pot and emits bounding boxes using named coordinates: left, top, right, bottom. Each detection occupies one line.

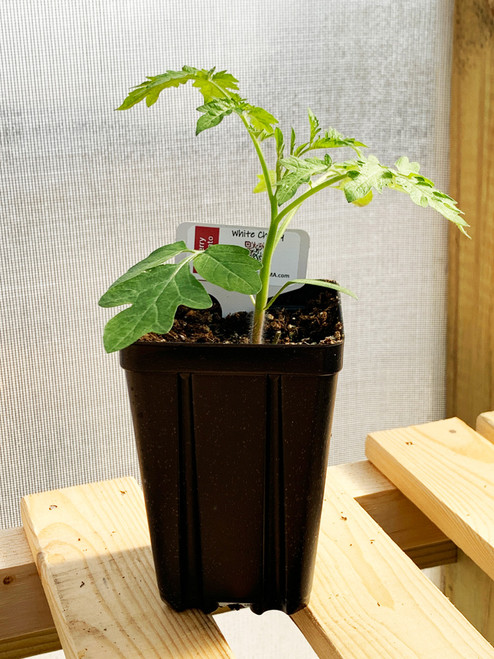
left=119, top=284, right=344, bottom=615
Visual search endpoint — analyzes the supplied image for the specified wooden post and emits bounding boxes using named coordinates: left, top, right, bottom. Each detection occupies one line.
left=447, top=0, right=494, bottom=424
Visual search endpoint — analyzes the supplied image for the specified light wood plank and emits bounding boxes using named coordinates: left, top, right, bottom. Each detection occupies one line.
left=447, top=0, right=494, bottom=426
left=442, top=411, right=494, bottom=644
left=0, top=527, right=61, bottom=658
left=4, top=463, right=459, bottom=659
left=477, top=411, right=494, bottom=444
left=331, top=462, right=457, bottom=568
left=291, top=476, right=492, bottom=658
left=21, top=477, right=233, bottom=659
left=366, top=417, right=494, bottom=581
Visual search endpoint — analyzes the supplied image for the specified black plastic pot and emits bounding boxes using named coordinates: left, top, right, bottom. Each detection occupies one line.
left=120, top=286, right=344, bottom=615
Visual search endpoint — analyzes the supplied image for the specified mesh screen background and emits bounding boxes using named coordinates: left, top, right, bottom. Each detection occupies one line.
left=1, top=0, right=454, bottom=528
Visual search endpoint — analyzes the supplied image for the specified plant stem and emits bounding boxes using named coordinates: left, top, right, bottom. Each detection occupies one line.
left=251, top=212, right=279, bottom=344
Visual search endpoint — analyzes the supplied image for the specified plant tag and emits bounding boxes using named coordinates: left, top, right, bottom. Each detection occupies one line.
left=176, top=223, right=309, bottom=315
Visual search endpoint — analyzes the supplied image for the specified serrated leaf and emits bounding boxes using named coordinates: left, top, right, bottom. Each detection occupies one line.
left=395, top=156, right=420, bottom=176
left=100, top=241, right=189, bottom=295
left=117, top=66, right=240, bottom=111
left=394, top=174, right=469, bottom=232
left=290, top=128, right=296, bottom=155
left=276, top=171, right=311, bottom=205
left=117, top=67, right=200, bottom=110
left=192, top=69, right=240, bottom=102
left=245, top=105, right=278, bottom=134
left=343, top=156, right=394, bottom=202
left=274, top=127, right=284, bottom=159
left=196, top=98, right=237, bottom=134
left=194, top=244, right=261, bottom=294
left=308, top=108, right=320, bottom=142
left=280, top=155, right=332, bottom=175
left=310, top=128, right=366, bottom=154
left=253, top=170, right=277, bottom=193
left=101, top=265, right=212, bottom=353
left=276, top=154, right=333, bottom=204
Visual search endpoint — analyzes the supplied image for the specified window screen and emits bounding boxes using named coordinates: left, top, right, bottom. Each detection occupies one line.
left=1, top=0, right=454, bottom=528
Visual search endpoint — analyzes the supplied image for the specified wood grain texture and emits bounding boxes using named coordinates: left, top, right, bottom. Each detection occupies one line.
left=291, top=476, right=492, bottom=658
left=20, top=477, right=233, bottom=659
left=3, top=463, right=459, bottom=658
left=366, top=417, right=494, bottom=581
left=477, top=411, right=494, bottom=444
left=447, top=0, right=494, bottom=425
left=0, top=527, right=61, bottom=658
left=331, top=462, right=457, bottom=568
left=442, top=411, right=494, bottom=645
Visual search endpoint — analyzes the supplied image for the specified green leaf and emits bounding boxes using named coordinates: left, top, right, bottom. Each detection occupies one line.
left=194, top=244, right=262, bottom=294
left=276, top=155, right=333, bottom=204
left=393, top=174, right=469, bottom=233
left=350, top=189, right=373, bottom=207
left=274, top=127, right=284, bottom=160
left=192, top=69, right=239, bottom=102
left=276, top=172, right=311, bottom=205
left=196, top=98, right=237, bottom=134
left=117, top=67, right=200, bottom=110
left=253, top=170, right=277, bottom=193
left=101, top=264, right=212, bottom=353
left=99, top=241, right=189, bottom=294
left=308, top=108, right=321, bottom=142
left=245, top=106, right=278, bottom=134
left=116, top=66, right=240, bottom=111
left=343, top=155, right=393, bottom=202
left=338, top=155, right=470, bottom=235
left=395, top=156, right=420, bottom=176
left=290, top=128, right=296, bottom=155
left=281, top=154, right=332, bottom=175
left=310, top=128, right=366, bottom=154
left=265, top=278, right=357, bottom=309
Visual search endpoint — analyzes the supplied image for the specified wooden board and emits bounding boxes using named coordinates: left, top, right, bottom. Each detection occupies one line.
left=331, top=462, right=456, bottom=568
left=21, top=477, right=233, bottom=659
left=291, top=475, right=492, bottom=658
left=477, top=411, right=494, bottom=444
left=442, top=411, right=494, bottom=645
left=0, top=527, right=60, bottom=659
left=4, top=462, right=457, bottom=658
left=366, top=417, right=494, bottom=581
left=447, top=0, right=494, bottom=426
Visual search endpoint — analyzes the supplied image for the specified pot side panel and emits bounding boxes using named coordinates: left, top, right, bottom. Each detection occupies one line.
left=280, top=373, right=338, bottom=610
left=124, top=371, right=185, bottom=608
left=192, top=373, right=266, bottom=605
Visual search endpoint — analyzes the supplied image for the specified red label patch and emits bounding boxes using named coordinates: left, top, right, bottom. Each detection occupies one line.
left=194, top=226, right=220, bottom=251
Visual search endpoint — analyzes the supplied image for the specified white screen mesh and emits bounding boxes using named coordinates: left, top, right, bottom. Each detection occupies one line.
left=1, top=0, right=454, bottom=528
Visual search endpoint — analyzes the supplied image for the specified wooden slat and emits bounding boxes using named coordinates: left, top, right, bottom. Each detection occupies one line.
left=447, top=0, right=494, bottom=426
left=4, top=462, right=458, bottom=658
left=477, top=411, right=494, bottom=444
left=331, top=462, right=457, bottom=568
left=291, top=476, right=492, bottom=658
left=442, top=411, right=494, bottom=645
left=366, top=417, right=494, bottom=581
left=21, top=477, right=233, bottom=659
left=0, top=527, right=61, bottom=659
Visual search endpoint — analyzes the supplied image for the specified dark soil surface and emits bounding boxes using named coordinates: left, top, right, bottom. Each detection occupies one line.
left=140, top=285, right=343, bottom=346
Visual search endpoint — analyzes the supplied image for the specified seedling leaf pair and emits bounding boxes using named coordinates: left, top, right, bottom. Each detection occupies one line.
left=100, top=244, right=261, bottom=352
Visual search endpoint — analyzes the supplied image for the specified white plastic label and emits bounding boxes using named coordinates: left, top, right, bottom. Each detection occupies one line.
left=176, top=223, right=309, bottom=315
